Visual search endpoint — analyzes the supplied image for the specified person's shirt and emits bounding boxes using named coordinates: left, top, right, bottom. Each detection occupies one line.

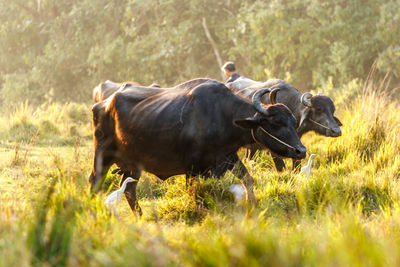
left=225, top=73, right=241, bottom=83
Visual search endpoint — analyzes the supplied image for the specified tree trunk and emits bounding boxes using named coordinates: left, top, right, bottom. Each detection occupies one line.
left=202, top=17, right=225, bottom=81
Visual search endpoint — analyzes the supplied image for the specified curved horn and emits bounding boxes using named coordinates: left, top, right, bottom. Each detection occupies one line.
left=252, top=88, right=271, bottom=115
left=301, top=92, right=313, bottom=107
left=269, top=88, right=280, bottom=104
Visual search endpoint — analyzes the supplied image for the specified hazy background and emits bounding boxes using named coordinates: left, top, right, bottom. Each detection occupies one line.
left=2, top=2, right=400, bottom=266
left=1, top=0, right=399, bottom=107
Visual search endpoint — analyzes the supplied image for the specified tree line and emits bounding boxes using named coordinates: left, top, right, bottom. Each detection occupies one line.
left=0, top=0, right=398, bottom=106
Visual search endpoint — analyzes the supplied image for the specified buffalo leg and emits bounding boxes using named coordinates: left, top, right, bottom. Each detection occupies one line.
left=292, top=159, right=302, bottom=173
left=272, top=156, right=286, bottom=172
left=245, top=148, right=257, bottom=161
left=214, top=154, right=256, bottom=205
left=231, top=160, right=257, bottom=205
left=213, top=154, right=236, bottom=178
left=120, top=171, right=142, bottom=215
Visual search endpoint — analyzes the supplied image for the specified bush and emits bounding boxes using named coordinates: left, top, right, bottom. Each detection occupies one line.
left=39, top=120, right=59, bottom=136
left=4, top=102, right=38, bottom=142
left=66, top=103, right=90, bottom=124
left=1, top=0, right=399, bottom=105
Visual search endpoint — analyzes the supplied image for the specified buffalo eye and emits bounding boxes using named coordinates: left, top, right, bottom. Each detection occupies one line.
left=95, top=129, right=104, bottom=139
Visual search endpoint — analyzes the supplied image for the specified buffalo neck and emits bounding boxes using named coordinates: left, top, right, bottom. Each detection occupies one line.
left=230, top=97, right=260, bottom=146
left=280, top=89, right=304, bottom=125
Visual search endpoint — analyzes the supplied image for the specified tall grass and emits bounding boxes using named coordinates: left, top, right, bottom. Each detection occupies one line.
left=1, top=80, right=400, bottom=266
left=0, top=101, right=92, bottom=145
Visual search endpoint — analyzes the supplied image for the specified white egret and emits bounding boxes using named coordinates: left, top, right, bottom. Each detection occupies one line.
left=229, top=184, right=245, bottom=202
left=104, top=177, right=136, bottom=211
left=299, top=154, right=316, bottom=178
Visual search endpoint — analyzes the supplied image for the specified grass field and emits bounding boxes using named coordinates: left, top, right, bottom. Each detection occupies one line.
left=1, top=81, right=400, bottom=266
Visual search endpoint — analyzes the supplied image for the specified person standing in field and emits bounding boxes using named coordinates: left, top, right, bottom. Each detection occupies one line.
left=221, top=62, right=241, bottom=83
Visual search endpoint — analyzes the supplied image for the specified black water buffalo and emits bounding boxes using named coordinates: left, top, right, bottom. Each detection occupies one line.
left=228, top=78, right=342, bottom=171
left=93, top=80, right=161, bottom=103
left=89, top=78, right=306, bottom=214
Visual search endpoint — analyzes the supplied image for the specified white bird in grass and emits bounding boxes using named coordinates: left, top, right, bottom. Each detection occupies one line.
left=104, top=177, right=136, bottom=211
left=229, top=184, right=245, bottom=202
left=299, top=154, right=316, bottom=178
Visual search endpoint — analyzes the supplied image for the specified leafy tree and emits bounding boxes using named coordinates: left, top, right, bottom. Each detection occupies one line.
left=0, top=0, right=398, bottom=107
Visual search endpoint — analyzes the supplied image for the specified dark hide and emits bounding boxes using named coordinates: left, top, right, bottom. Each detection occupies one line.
left=229, top=78, right=342, bottom=171
left=89, top=78, right=306, bottom=214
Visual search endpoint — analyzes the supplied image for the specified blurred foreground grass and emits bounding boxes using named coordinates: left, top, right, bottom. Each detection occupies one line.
left=1, top=82, right=400, bottom=266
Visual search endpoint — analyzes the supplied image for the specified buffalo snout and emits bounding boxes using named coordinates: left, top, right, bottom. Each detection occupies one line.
left=295, top=145, right=307, bottom=159
left=331, top=127, right=342, bottom=137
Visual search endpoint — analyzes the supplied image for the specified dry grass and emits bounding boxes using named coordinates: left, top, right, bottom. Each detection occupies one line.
left=1, top=80, right=400, bottom=266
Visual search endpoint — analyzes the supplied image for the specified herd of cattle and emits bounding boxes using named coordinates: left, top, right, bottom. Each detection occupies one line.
left=89, top=76, right=342, bottom=214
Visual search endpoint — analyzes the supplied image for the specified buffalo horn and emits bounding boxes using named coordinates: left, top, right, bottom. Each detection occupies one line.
left=301, top=92, right=313, bottom=107
left=252, top=88, right=271, bottom=115
left=269, top=88, right=280, bottom=104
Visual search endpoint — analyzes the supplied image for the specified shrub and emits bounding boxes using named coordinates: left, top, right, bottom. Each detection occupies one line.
left=9, top=118, right=39, bottom=143
left=66, top=103, right=90, bottom=124
left=39, top=120, right=59, bottom=136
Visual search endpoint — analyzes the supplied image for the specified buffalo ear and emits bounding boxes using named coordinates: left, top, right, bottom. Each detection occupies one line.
left=334, top=116, right=343, bottom=126
left=233, top=117, right=260, bottom=129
